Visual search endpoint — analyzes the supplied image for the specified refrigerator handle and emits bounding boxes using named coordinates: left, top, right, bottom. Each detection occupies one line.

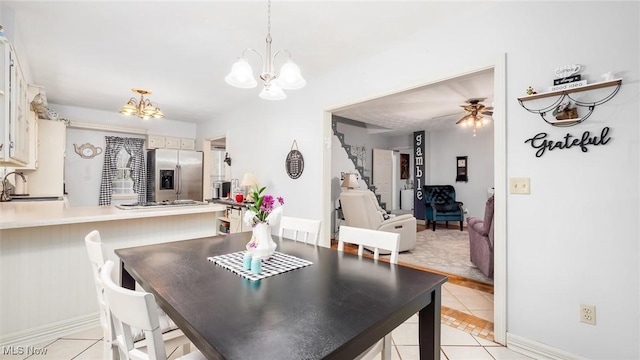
left=176, top=164, right=181, bottom=195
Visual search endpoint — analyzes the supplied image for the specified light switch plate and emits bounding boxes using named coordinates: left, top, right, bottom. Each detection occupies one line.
left=510, top=177, right=531, bottom=194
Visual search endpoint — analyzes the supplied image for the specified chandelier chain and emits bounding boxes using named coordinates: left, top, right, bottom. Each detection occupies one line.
left=267, top=0, right=271, bottom=37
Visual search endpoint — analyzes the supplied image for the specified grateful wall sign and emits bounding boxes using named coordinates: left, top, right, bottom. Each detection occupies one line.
left=524, top=127, right=612, bottom=157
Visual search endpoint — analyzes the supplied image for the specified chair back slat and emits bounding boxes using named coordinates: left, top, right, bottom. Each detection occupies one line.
left=338, top=226, right=400, bottom=264
left=278, top=216, right=321, bottom=245
left=101, top=261, right=167, bottom=360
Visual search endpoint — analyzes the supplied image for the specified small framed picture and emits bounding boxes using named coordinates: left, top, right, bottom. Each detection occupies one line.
left=400, top=154, right=410, bottom=179
left=456, top=156, right=468, bottom=182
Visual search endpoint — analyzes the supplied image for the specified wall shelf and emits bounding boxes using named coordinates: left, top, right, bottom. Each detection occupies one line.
left=518, top=79, right=622, bottom=127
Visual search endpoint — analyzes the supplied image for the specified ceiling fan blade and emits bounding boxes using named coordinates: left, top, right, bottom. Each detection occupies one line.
left=456, top=114, right=473, bottom=125
left=481, top=110, right=493, bottom=116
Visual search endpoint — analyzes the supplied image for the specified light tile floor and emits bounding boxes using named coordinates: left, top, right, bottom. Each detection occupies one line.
left=0, top=282, right=531, bottom=360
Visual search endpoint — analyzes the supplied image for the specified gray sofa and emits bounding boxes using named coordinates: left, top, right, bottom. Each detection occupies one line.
left=466, top=195, right=494, bottom=278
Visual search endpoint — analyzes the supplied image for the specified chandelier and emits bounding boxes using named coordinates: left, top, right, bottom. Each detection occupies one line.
left=119, top=88, right=165, bottom=120
left=225, top=0, right=306, bottom=100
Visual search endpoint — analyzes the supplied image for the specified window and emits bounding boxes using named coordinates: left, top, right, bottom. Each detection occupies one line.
left=112, top=148, right=134, bottom=195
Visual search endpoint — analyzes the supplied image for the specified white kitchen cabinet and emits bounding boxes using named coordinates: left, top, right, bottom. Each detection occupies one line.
left=147, top=134, right=166, bottom=149
left=165, top=136, right=181, bottom=149
left=180, top=138, right=195, bottom=150
left=218, top=205, right=251, bottom=234
left=0, top=41, right=31, bottom=166
left=147, top=134, right=195, bottom=150
left=23, top=119, right=66, bottom=196
left=15, top=110, right=38, bottom=170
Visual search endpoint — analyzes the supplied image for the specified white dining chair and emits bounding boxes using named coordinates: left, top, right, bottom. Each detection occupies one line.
left=100, top=260, right=205, bottom=360
left=337, top=225, right=400, bottom=360
left=84, top=230, right=191, bottom=359
left=338, top=225, right=400, bottom=264
left=278, top=216, right=322, bottom=245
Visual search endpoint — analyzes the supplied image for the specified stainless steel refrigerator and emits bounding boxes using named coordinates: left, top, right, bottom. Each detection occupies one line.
left=147, top=149, right=203, bottom=203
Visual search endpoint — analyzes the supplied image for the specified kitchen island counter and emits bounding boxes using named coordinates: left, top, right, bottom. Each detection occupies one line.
left=0, top=200, right=225, bottom=230
left=0, top=201, right=226, bottom=346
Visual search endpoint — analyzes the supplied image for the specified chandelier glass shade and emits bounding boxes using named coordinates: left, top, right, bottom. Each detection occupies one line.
left=225, top=0, right=306, bottom=100
left=119, top=88, right=164, bottom=120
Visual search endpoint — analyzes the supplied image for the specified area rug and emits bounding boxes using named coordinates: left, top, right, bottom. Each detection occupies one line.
left=397, top=228, right=493, bottom=285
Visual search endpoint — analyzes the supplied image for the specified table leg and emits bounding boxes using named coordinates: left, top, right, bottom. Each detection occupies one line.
left=119, top=260, right=136, bottom=290
left=381, top=334, right=392, bottom=360
left=419, top=286, right=442, bottom=360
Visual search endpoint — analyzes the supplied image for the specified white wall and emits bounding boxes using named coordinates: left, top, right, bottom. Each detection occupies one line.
left=51, top=104, right=198, bottom=138
left=197, top=100, right=324, bottom=225
left=428, top=123, right=494, bottom=219
left=65, top=127, right=145, bottom=207
left=53, top=104, right=198, bottom=207
left=196, top=2, right=639, bottom=358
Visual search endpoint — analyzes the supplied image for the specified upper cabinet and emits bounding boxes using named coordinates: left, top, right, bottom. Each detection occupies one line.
left=147, top=134, right=195, bottom=150
left=0, top=40, right=32, bottom=166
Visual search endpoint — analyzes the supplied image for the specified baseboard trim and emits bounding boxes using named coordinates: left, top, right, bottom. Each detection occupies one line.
left=0, top=313, right=101, bottom=347
left=507, top=333, right=587, bottom=360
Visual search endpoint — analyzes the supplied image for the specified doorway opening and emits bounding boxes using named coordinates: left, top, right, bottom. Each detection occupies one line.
left=323, top=56, right=506, bottom=344
left=203, top=136, right=230, bottom=200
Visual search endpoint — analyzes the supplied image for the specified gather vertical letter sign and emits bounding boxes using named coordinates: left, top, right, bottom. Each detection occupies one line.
left=413, top=131, right=425, bottom=220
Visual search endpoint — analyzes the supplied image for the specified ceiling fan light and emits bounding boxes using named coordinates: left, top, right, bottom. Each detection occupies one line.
left=225, top=58, right=257, bottom=89
left=482, top=117, right=490, bottom=124
left=259, top=83, right=286, bottom=100
left=277, top=59, right=306, bottom=90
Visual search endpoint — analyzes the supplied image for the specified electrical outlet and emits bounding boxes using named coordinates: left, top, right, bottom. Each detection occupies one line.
left=509, top=177, right=531, bottom=194
left=580, top=304, right=596, bottom=325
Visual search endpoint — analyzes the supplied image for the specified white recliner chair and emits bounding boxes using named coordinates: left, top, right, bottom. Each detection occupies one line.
left=339, top=189, right=416, bottom=253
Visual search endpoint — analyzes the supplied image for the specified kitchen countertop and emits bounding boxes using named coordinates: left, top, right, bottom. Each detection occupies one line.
left=0, top=201, right=226, bottom=230
left=210, top=198, right=251, bottom=207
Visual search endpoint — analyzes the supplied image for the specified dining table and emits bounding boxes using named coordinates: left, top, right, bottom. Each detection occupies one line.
left=115, top=232, right=447, bottom=360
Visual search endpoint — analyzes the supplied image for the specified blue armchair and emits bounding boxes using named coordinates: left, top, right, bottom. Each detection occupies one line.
left=423, top=185, right=464, bottom=231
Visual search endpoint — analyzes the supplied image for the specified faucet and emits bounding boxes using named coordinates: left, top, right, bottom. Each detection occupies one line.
left=1, top=171, right=27, bottom=202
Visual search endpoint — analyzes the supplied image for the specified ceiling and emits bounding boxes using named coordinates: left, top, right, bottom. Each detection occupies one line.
left=333, top=69, right=494, bottom=136
left=3, top=1, right=494, bottom=136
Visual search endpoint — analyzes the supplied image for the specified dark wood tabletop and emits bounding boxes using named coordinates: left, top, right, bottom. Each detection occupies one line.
left=115, top=233, right=447, bottom=360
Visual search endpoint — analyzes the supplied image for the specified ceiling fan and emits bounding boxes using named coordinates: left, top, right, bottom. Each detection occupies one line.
left=456, top=98, right=493, bottom=136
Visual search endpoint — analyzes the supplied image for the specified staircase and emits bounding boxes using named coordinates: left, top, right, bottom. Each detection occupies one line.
left=332, top=120, right=386, bottom=211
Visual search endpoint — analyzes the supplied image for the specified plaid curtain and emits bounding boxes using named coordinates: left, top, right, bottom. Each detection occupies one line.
left=98, top=136, right=146, bottom=206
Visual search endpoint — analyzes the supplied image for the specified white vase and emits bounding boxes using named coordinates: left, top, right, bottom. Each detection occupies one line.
left=247, top=222, right=277, bottom=260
